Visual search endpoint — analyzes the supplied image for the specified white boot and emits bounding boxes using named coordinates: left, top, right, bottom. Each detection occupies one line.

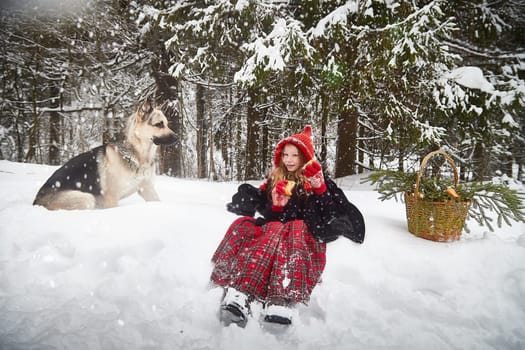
left=220, top=287, right=250, bottom=328
left=263, top=302, right=294, bottom=325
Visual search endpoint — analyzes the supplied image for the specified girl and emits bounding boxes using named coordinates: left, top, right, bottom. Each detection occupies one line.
left=210, top=125, right=365, bottom=327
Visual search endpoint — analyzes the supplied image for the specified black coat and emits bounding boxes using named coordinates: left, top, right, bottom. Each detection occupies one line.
left=226, top=177, right=365, bottom=244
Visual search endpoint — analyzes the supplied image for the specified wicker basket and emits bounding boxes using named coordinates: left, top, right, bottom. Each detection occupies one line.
left=404, top=150, right=471, bottom=242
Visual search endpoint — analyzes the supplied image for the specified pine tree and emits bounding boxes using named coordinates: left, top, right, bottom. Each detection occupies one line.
left=435, top=0, right=525, bottom=181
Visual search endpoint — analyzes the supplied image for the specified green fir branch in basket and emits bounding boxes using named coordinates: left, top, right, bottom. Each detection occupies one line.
left=362, top=170, right=457, bottom=201
left=362, top=170, right=417, bottom=201
left=363, top=170, right=525, bottom=232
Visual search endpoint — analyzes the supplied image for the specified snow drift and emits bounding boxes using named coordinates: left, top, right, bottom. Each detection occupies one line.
left=0, top=160, right=524, bottom=349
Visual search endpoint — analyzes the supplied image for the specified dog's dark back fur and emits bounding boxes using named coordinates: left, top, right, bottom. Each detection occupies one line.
left=33, top=146, right=106, bottom=205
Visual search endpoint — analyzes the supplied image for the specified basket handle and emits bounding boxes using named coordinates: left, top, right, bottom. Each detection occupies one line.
left=414, top=150, right=459, bottom=198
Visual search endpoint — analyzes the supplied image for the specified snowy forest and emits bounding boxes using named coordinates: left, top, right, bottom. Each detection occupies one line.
left=1, top=0, right=524, bottom=182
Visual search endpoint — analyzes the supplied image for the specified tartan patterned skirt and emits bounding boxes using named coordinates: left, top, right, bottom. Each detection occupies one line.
left=210, top=217, right=327, bottom=304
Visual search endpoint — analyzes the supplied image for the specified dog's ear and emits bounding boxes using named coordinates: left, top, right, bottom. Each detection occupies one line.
left=138, top=99, right=154, bottom=121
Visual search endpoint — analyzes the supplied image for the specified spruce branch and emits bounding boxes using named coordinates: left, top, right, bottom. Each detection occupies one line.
left=362, top=170, right=417, bottom=201
left=464, top=183, right=525, bottom=231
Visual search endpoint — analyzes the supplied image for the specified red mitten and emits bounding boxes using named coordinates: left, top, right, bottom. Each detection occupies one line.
left=275, top=180, right=296, bottom=196
left=303, top=160, right=326, bottom=194
left=272, top=180, right=294, bottom=212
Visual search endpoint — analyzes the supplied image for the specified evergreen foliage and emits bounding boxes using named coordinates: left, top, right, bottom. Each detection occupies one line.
left=0, top=0, right=524, bottom=184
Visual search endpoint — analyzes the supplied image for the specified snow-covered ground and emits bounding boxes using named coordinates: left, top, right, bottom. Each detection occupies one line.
left=0, top=160, right=524, bottom=350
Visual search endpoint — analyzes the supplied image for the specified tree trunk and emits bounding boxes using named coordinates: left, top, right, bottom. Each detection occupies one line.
left=219, top=88, right=233, bottom=180
left=196, top=83, right=207, bottom=178
left=103, top=106, right=120, bottom=145
left=473, top=142, right=487, bottom=181
left=245, top=88, right=261, bottom=180
left=25, top=85, right=40, bottom=163
left=502, top=153, right=513, bottom=178
left=320, top=89, right=328, bottom=165
left=236, top=108, right=243, bottom=181
left=358, top=121, right=365, bottom=174
left=261, top=118, right=269, bottom=176
left=151, top=44, right=183, bottom=177
left=48, top=84, right=61, bottom=165
left=48, top=111, right=60, bottom=164
left=335, top=106, right=358, bottom=178
left=209, top=109, right=218, bottom=180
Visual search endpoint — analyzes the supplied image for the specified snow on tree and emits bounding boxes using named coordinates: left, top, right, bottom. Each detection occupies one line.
left=1, top=0, right=523, bottom=183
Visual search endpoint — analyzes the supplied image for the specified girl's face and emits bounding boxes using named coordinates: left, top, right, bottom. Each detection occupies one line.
left=281, top=144, right=304, bottom=172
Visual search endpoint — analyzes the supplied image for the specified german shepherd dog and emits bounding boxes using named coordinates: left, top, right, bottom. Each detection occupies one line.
left=33, top=100, right=177, bottom=210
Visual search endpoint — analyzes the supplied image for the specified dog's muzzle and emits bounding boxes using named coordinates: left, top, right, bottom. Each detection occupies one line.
left=153, top=133, right=178, bottom=145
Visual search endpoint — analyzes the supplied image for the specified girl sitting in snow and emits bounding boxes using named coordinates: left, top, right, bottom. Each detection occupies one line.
left=210, top=125, right=365, bottom=327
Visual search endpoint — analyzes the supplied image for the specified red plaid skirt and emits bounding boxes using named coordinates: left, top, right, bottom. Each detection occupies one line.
left=210, top=217, right=326, bottom=304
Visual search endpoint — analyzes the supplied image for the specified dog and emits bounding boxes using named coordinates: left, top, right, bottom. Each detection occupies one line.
left=33, top=100, right=177, bottom=210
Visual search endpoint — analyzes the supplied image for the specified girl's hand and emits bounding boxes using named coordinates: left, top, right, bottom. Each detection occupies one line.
left=303, top=160, right=327, bottom=194
left=271, top=180, right=294, bottom=211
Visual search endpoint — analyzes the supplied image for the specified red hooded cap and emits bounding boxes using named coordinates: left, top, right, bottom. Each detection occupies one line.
left=273, top=125, right=315, bottom=167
